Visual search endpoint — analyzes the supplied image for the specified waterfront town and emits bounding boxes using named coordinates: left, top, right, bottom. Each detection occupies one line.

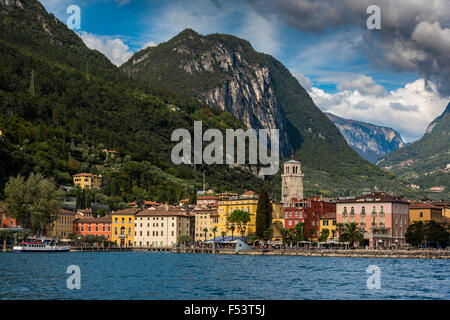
left=1, top=159, right=449, bottom=252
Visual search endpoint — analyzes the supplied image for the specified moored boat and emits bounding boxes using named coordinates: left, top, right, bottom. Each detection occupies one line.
left=13, top=241, right=70, bottom=252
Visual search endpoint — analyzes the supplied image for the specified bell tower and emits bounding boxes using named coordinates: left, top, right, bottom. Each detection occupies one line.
left=281, top=157, right=304, bottom=207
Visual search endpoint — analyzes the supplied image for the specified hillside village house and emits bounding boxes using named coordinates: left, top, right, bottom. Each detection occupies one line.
left=336, top=192, right=410, bottom=248
left=134, top=206, right=193, bottom=247
left=409, top=203, right=443, bottom=223
left=196, top=196, right=219, bottom=208
left=73, top=173, right=102, bottom=190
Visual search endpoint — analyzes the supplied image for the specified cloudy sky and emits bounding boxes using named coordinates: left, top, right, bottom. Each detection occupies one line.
left=40, top=0, right=450, bottom=143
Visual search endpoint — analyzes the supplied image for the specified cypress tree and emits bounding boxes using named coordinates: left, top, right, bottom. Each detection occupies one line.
left=256, top=188, right=271, bottom=238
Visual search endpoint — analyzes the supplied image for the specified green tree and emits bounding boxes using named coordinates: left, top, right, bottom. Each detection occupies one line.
left=405, top=221, right=425, bottom=247
left=318, top=228, right=330, bottom=242
left=212, top=226, right=218, bottom=244
left=228, top=209, right=251, bottom=241
left=336, top=222, right=364, bottom=247
left=221, top=231, right=226, bottom=242
left=4, top=173, right=61, bottom=236
left=178, top=234, right=193, bottom=246
left=0, top=229, right=13, bottom=249
left=294, top=222, right=306, bottom=242
left=256, top=188, right=272, bottom=238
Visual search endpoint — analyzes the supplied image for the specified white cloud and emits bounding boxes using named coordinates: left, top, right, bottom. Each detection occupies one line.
left=140, top=41, right=157, bottom=50
left=78, top=32, right=134, bottom=67
left=337, top=75, right=386, bottom=96
left=294, top=73, right=313, bottom=91
left=237, top=10, right=280, bottom=56
left=309, top=78, right=449, bottom=142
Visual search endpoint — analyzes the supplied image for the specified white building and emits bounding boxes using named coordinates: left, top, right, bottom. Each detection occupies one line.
left=134, top=206, right=193, bottom=247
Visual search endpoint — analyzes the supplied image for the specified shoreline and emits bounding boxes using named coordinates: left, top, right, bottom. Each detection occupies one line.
left=3, top=246, right=449, bottom=259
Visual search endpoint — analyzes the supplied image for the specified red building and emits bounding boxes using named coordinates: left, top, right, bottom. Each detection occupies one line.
left=283, top=197, right=336, bottom=240
left=1, top=210, right=17, bottom=228
left=73, top=215, right=112, bottom=239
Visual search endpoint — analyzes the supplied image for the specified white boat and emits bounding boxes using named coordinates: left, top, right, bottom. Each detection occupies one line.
left=13, top=241, right=70, bottom=252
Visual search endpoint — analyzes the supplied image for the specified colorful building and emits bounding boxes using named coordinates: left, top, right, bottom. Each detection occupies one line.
left=1, top=210, right=17, bottom=229
left=196, top=196, right=219, bottom=208
left=433, top=201, right=449, bottom=219
left=111, top=208, right=140, bottom=247
left=73, top=173, right=102, bottom=190
left=409, top=203, right=443, bottom=223
left=128, top=200, right=161, bottom=209
left=47, top=209, right=76, bottom=240
left=73, top=215, right=112, bottom=240
left=319, top=212, right=337, bottom=240
left=283, top=197, right=336, bottom=240
left=134, top=206, right=193, bottom=247
left=336, top=192, right=410, bottom=248
left=193, top=207, right=219, bottom=241
left=213, top=191, right=282, bottom=239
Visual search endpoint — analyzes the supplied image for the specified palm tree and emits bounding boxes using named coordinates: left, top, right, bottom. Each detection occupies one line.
left=230, top=225, right=235, bottom=241
left=337, top=222, right=364, bottom=248
left=221, top=231, right=226, bottom=243
left=228, top=210, right=251, bottom=241
left=202, top=227, right=208, bottom=243
left=212, top=226, right=218, bottom=244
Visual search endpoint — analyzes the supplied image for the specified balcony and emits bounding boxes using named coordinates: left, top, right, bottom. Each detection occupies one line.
left=117, top=234, right=127, bottom=238
left=371, top=210, right=377, bottom=217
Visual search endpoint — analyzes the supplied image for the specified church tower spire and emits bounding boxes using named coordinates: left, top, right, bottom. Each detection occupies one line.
left=281, top=158, right=304, bottom=207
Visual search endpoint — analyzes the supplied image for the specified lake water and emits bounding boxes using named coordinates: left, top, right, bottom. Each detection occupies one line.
left=0, top=252, right=448, bottom=299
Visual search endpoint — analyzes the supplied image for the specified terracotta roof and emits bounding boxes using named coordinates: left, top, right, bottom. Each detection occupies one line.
left=434, top=201, right=450, bottom=208
left=320, top=212, right=336, bottom=220
left=136, top=207, right=189, bottom=217
left=197, top=196, right=219, bottom=200
left=337, top=192, right=409, bottom=204
left=59, top=209, right=76, bottom=216
left=73, top=173, right=100, bottom=177
left=75, top=215, right=112, bottom=224
left=410, top=202, right=442, bottom=210
left=180, top=198, right=190, bottom=203
left=128, top=200, right=161, bottom=206
left=241, top=190, right=258, bottom=197
left=111, top=208, right=141, bottom=215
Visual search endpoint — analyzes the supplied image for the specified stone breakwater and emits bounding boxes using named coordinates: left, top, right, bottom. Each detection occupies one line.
left=173, top=248, right=450, bottom=259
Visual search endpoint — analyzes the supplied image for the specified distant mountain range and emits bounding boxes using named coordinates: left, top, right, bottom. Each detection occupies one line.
left=325, top=112, right=405, bottom=163
left=377, top=103, right=450, bottom=198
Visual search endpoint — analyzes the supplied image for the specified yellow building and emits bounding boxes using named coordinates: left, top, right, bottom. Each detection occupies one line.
left=111, top=208, right=140, bottom=247
left=319, top=212, right=337, bottom=240
left=73, top=173, right=102, bottom=190
left=434, top=201, right=450, bottom=219
left=193, top=208, right=219, bottom=241
left=47, top=209, right=76, bottom=240
left=409, top=203, right=443, bottom=223
left=213, top=191, right=282, bottom=239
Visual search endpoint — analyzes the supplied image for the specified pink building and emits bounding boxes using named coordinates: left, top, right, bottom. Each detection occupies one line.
left=196, top=196, right=219, bottom=208
left=336, top=192, right=410, bottom=248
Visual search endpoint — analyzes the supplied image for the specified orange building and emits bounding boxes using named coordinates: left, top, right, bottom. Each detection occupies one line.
left=1, top=210, right=17, bottom=228
left=409, top=203, right=443, bottom=223
left=73, top=215, right=112, bottom=240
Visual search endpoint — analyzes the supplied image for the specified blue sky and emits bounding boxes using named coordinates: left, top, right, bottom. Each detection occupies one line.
left=40, top=0, right=450, bottom=143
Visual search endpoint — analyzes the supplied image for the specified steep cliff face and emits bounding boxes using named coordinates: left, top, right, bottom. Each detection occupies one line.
left=124, top=30, right=290, bottom=153
left=325, top=112, right=405, bottom=163
left=121, top=29, right=419, bottom=197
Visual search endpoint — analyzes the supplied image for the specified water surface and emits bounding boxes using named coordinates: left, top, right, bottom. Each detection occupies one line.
left=0, top=252, right=448, bottom=299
